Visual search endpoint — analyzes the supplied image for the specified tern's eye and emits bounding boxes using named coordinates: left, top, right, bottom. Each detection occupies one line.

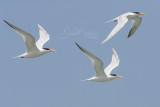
left=43, top=48, right=50, bottom=50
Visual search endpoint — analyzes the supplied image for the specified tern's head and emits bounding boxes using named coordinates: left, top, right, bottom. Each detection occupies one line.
left=132, top=12, right=145, bottom=16
left=110, top=74, right=123, bottom=79
left=127, top=12, right=145, bottom=19
left=43, top=48, right=56, bottom=52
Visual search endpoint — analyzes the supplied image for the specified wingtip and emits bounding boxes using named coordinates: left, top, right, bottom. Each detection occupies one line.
left=101, top=39, right=108, bottom=44
left=128, top=34, right=131, bottom=38
left=38, top=24, right=46, bottom=31
left=112, top=48, right=115, bottom=52
left=3, top=19, right=8, bottom=24
left=75, top=42, right=81, bottom=48
left=75, top=42, right=79, bottom=46
left=37, top=24, right=49, bottom=36
left=101, top=42, right=104, bottom=44
left=75, top=42, right=85, bottom=53
left=112, top=48, right=116, bottom=54
left=3, top=20, right=14, bottom=28
left=101, top=36, right=111, bottom=44
left=112, top=48, right=120, bottom=61
left=38, top=24, right=42, bottom=29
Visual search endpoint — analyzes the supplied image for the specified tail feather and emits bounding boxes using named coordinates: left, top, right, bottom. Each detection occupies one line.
left=80, top=79, right=87, bottom=82
left=12, top=56, right=20, bottom=58
left=104, top=19, right=117, bottom=23
left=12, top=55, right=22, bottom=58
left=102, top=18, right=118, bottom=44
left=101, top=37, right=110, bottom=44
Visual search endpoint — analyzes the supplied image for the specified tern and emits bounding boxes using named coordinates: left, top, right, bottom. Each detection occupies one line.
left=76, top=43, right=122, bottom=82
left=101, top=12, right=145, bottom=44
left=4, top=20, right=56, bottom=58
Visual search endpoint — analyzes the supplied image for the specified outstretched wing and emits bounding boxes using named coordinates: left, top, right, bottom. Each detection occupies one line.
left=128, top=17, right=142, bottom=38
left=101, top=16, right=128, bottom=44
left=36, top=24, right=50, bottom=49
left=104, top=48, right=120, bottom=75
left=4, top=20, right=38, bottom=52
left=76, top=43, right=105, bottom=76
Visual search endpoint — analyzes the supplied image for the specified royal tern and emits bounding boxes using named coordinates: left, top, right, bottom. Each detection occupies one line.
left=76, top=43, right=122, bottom=82
left=4, top=20, right=56, bottom=58
left=102, top=12, right=145, bottom=44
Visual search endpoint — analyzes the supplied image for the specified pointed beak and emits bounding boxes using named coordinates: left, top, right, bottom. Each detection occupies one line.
left=48, top=50, right=56, bottom=52
left=139, top=13, right=145, bottom=15
left=115, top=76, right=123, bottom=78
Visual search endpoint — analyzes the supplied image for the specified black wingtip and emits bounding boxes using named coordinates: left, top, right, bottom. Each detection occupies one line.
left=3, top=19, right=10, bottom=26
left=75, top=42, right=80, bottom=48
left=128, top=34, right=131, bottom=38
left=3, top=19, right=7, bottom=23
left=3, top=20, right=15, bottom=29
left=75, top=42, right=85, bottom=52
left=128, top=31, right=132, bottom=38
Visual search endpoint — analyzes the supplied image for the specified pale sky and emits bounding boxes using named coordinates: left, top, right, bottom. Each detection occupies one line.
left=0, top=0, right=159, bottom=107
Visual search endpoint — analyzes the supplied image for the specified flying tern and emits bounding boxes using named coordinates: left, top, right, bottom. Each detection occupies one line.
left=102, top=12, right=145, bottom=44
left=76, top=43, right=122, bottom=82
left=4, top=20, right=56, bottom=58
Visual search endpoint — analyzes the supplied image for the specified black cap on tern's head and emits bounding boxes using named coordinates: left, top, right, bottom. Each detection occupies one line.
left=132, top=12, right=140, bottom=14
left=110, top=74, right=123, bottom=78
left=43, top=48, right=56, bottom=52
left=110, top=74, right=117, bottom=76
left=132, top=12, right=145, bottom=15
left=43, top=48, right=50, bottom=50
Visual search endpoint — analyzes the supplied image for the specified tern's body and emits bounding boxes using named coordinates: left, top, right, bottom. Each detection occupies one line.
left=87, top=75, right=115, bottom=82
left=19, top=50, right=50, bottom=58
left=102, top=12, right=145, bottom=44
left=4, top=20, right=56, bottom=58
left=76, top=43, right=122, bottom=82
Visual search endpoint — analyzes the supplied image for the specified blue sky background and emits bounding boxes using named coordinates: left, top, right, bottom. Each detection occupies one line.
left=0, top=0, right=159, bottom=107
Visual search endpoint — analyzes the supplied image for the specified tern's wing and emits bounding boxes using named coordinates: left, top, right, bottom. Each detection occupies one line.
left=128, top=17, right=142, bottom=38
left=4, top=20, right=38, bottom=52
left=36, top=24, right=50, bottom=49
left=101, top=16, right=128, bottom=44
left=104, top=48, right=120, bottom=75
left=75, top=43, right=105, bottom=76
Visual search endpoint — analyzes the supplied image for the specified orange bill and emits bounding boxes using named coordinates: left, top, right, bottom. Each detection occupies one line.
left=139, top=13, right=145, bottom=15
left=48, top=50, right=56, bottom=52
left=115, top=76, right=123, bottom=78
